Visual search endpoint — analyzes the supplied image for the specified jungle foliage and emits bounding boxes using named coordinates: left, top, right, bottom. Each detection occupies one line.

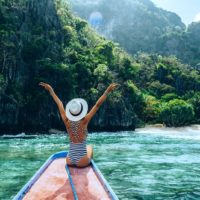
left=70, top=0, right=200, bottom=67
left=0, top=0, right=200, bottom=133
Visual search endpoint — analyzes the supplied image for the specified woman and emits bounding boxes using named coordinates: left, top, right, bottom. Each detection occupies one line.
left=39, top=82, right=118, bottom=167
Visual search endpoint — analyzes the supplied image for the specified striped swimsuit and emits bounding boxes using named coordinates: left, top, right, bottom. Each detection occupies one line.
left=67, top=120, right=88, bottom=165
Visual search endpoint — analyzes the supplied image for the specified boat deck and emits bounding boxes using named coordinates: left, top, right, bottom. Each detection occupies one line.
left=23, top=158, right=110, bottom=200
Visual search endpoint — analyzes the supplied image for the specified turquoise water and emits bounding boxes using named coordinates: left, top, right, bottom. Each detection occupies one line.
left=0, top=129, right=200, bottom=200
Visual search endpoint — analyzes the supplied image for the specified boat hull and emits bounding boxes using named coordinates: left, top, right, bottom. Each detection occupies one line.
left=13, top=151, right=118, bottom=200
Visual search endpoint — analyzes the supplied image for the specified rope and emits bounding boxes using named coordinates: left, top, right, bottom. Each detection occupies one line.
left=65, top=165, right=79, bottom=200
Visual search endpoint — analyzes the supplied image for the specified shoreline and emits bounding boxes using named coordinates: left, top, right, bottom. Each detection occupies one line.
left=136, top=124, right=200, bottom=132
left=1, top=124, right=200, bottom=136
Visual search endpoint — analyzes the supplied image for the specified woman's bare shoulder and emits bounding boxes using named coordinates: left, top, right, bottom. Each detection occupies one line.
left=81, top=117, right=88, bottom=126
left=64, top=119, right=70, bottom=129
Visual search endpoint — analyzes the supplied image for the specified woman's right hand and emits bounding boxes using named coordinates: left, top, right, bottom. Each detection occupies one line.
left=39, top=82, right=53, bottom=92
left=106, top=83, right=119, bottom=93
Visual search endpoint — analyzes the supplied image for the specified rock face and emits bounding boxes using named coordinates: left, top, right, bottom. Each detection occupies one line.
left=0, top=0, right=137, bottom=134
left=0, top=0, right=64, bottom=133
left=88, top=98, right=136, bottom=131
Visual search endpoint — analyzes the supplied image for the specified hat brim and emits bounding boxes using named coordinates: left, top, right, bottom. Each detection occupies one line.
left=66, top=98, right=88, bottom=121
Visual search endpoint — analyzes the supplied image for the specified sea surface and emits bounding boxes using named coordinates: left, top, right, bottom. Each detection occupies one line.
left=0, top=127, right=200, bottom=200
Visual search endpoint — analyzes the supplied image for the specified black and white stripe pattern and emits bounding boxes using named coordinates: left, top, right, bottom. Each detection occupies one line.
left=68, top=140, right=87, bottom=165
left=68, top=121, right=87, bottom=165
left=70, top=121, right=80, bottom=137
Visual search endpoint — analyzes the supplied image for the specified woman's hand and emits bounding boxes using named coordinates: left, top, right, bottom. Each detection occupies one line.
left=105, top=83, right=119, bottom=94
left=39, top=82, right=53, bottom=93
left=39, top=82, right=67, bottom=123
left=84, top=83, right=119, bottom=123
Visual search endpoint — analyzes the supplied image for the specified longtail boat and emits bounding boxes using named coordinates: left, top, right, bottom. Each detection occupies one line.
left=13, top=151, right=118, bottom=200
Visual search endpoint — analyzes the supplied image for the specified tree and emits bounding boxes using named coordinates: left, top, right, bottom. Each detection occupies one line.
left=188, top=92, right=200, bottom=122
left=143, top=95, right=161, bottom=122
left=160, top=99, right=194, bottom=127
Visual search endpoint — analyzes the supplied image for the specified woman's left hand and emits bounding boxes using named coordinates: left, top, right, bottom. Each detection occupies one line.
left=106, top=83, right=119, bottom=93
left=39, top=82, right=53, bottom=92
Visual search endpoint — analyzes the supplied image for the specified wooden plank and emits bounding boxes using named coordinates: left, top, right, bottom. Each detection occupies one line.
left=69, top=166, right=110, bottom=200
left=23, top=158, right=111, bottom=200
left=24, top=158, right=73, bottom=200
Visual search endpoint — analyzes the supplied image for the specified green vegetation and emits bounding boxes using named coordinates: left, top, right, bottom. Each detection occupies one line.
left=160, top=99, right=194, bottom=127
left=70, top=0, right=200, bottom=67
left=1, top=0, right=200, bottom=133
left=132, top=54, right=200, bottom=126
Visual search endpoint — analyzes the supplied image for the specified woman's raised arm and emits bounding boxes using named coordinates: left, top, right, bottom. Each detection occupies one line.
left=84, top=83, right=118, bottom=124
left=39, top=82, right=68, bottom=124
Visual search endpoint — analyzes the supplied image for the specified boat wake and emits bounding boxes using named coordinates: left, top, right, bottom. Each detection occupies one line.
left=1, top=132, right=37, bottom=139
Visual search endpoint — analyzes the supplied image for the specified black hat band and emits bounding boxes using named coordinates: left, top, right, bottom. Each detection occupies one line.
left=69, top=103, right=83, bottom=116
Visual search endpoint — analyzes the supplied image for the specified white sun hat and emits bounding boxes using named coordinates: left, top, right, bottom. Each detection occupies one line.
left=66, top=98, right=88, bottom=121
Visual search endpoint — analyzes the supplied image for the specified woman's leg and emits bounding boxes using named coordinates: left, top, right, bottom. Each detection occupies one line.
left=77, top=145, right=93, bottom=167
left=86, top=145, right=93, bottom=159
left=66, top=156, right=72, bottom=165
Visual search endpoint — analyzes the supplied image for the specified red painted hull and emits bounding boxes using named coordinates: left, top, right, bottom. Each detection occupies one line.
left=23, top=158, right=111, bottom=200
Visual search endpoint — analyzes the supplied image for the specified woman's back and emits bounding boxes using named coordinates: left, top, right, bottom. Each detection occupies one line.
left=66, top=120, right=88, bottom=143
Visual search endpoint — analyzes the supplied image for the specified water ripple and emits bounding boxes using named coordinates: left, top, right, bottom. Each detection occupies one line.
left=0, top=130, right=200, bottom=199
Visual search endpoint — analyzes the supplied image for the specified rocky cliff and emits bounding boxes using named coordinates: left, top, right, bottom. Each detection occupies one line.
left=0, top=0, right=137, bottom=134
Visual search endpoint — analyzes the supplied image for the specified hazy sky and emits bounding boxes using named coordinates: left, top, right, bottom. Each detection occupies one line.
left=151, top=0, right=200, bottom=25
